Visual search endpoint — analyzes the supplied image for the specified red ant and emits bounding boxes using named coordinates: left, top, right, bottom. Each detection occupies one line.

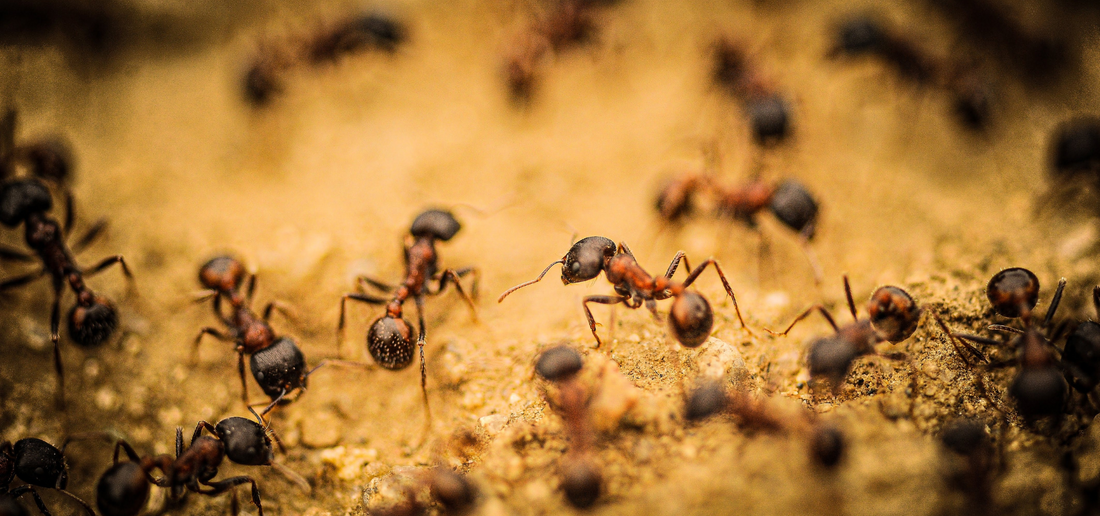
left=0, top=177, right=133, bottom=406
left=337, top=209, right=479, bottom=434
left=192, top=255, right=320, bottom=409
left=534, top=346, right=602, bottom=508
left=498, top=236, right=749, bottom=348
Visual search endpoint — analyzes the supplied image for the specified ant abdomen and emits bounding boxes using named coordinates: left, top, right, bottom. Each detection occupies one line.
left=561, top=457, right=602, bottom=509
left=410, top=209, right=461, bottom=241
left=745, top=94, right=791, bottom=143
left=199, top=255, right=247, bottom=294
left=68, top=297, right=119, bottom=347
left=669, top=291, right=714, bottom=348
left=536, top=345, right=583, bottom=382
left=368, top=316, right=416, bottom=370
left=768, top=180, right=818, bottom=238
left=986, top=268, right=1039, bottom=319
left=807, top=336, right=860, bottom=387
left=0, top=178, right=52, bottom=227
left=96, top=461, right=150, bottom=516
left=561, top=236, right=616, bottom=284
left=1010, top=367, right=1066, bottom=419
left=834, top=15, right=882, bottom=55
left=250, top=337, right=307, bottom=401
left=867, top=286, right=921, bottom=343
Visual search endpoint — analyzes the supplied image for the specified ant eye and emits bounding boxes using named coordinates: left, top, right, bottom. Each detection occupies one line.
left=571, top=262, right=581, bottom=274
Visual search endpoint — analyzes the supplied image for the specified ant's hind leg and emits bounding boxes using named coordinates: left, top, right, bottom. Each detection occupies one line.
left=356, top=275, right=397, bottom=294
left=70, top=219, right=108, bottom=254
left=336, top=292, right=388, bottom=358
left=49, top=284, right=64, bottom=408
left=680, top=258, right=752, bottom=334
left=436, top=268, right=478, bottom=321
left=198, top=476, right=264, bottom=516
left=414, top=296, right=432, bottom=443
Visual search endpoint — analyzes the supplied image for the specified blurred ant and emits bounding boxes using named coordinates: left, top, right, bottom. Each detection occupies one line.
left=363, top=467, right=477, bottom=516
left=498, top=236, right=749, bottom=348
left=939, top=418, right=998, bottom=515
left=766, top=275, right=927, bottom=393
left=829, top=14, right=994, bottom=130
left=1049, top=117, right=1100, bottom=180
left=535, top=346, right=602, bottom=509
left=1, top=438, right=95, bottom=516
left=710, top=37, right=793, bottom=144
left=0, top=108, right=74, bottom=185
left=193, top=255, right=321, bottom=409
left=338, top=209, right=479, bottom=434
left=949, top=268, right=1069, bottom=422
left=0, top=177, right=133, bottom=406
left=1062, top=286, right=1100, bottom=400
left=503, top=0, right=599, bottom=103
left=94, top=410, right=308, bottom=516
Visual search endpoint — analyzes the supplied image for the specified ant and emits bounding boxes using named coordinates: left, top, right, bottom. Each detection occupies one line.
left=0, top=177, right=133, bottom=406
left=503, top=0, right=599, bottom=103
left=498, top=236, right=749, bottom=348
left=939, top=418, right=998, bottom=515
left=829, top=14, right=994, bottom=130
left=338, top=209, right=479, bottom=433
left=949, top=268, right=1069, bottom=422
left=535, top=346, right=602, bottom=509
left=1062, top=286, right=1100, bottom=398
left=363, top=468, right=477, bottom=516
left=1049, top=117, right=1100, bottom=181
left=711, top=38, right=792, bottom=144
left=305, top=11, right=408, bottom=65
left=766, top=275, right=927, bottom=392
left=94, top=410, right=308, bottom=516
left=193, top=255, right=318, bottom=409
left=1, top=438, right=95, bottom=516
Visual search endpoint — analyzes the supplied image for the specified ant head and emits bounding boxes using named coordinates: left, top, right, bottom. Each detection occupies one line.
left=768, top=179, right=818, bottom=238
left=0, top=178, right=52, bottom=228
left=835, top=15, right=883, bottom=55
left=746, top=94, right=791, bottom=144
left=940, top=419, right=988, bottom=456
left=367, top=315, right=416, bottom=370
left=250, top=337, right=307, bottom=400
left=410, top=209, right=461, bottom=241
left=685, top=381, right=728, bottom=421
left=352, top=12, right=408, bottom=52
left=655, top=176, right=694, bottom=223
left=561, top=236, right=616, bottom=284
left=430, top=468, right=477, bottom=512
left=19, top=137, right=73, bottom=184
left=1062, top=321, right=1100, bottom=393
left=986, top=268, right=1039, bottom=319
left=215, top=417, right=274, bottom=466
left=668, top=291, right=714, bottom=348
left=1009, top=366, right=1067, bottom=420
left=198, top=255, right=247, bottom=293
left=867, top=286, right=922, bottom=343
left=1050, top=117, right=1100, bottom=177
left=96, top=461, right=150, bottom=516
left=12, top=438, right=67, bottom=489
left=561, top=457, right=602, bottom=509
left=807, top=336, right=859, bottom=387
left=536, top=345, right=583, bottom=381
left=68, top=296, right=118, bottom=348
left=810, top=425, right=845, bottom=468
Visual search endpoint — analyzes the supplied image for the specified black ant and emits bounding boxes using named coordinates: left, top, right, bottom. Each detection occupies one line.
left=711, top=38, right=792, bottom=144
left=766, top=275, right=925, bottom=392
left=193, top=255, right=319, bottom=409
left=939, top=418, right=998, bottom=515
left=1049, top=117, right=1100, bottom=181
left=94, top=410, right=307, bottom=516
left=535, top=346, right=602, bottom=509
left=338, top=209, right=478, bottom=433
left=363, top=467, right=477, bottom=516
left=0, top=177, right=133, bottom=406
left=1062, top=286, right=1100, bottom=397
left=1, top=438, right=95, bottom=516
left=829, top=14, right=994, bottom=130
left=498, top=236, right=749, bottom=348
left=950, top=268, right=1069, bottom=422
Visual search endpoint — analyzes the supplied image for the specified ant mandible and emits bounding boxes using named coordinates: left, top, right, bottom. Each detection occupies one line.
left=0, top=178, right=133, bottom=406
left=337, top=209, right=479, bottom=432
left=767, top=275, right=926, bottom=391
left=1, top=438, right=96, bottom=516
left=498, top=236, right=750, bottom=348
left=193, top=255, right=318, bottom=409
left=94, top=409, right=308, bottom=516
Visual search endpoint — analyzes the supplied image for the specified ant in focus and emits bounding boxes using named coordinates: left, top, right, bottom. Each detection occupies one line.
left=193, top=255, right=321, bottom=410
left=338, top=209, right=479, bottom=434
left=498, top=236, right=749, bottom=348
left=0, top=177, right=133, bottom=406
left=93, top=409, right=308, bottom=516
left=766, top=275, right=934, bottom=394
left=711, top=37, right=794, bottom=145
left=1, top=438, right=95, bottom=516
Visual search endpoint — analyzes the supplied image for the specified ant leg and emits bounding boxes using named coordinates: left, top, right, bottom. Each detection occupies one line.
left=198, top=476, right=264, bottom=516
left=246, top=274, right=256, bottom=304
left=1093, top=286, right=1100, bottom=320
left=85, top=255, right=133, bottom=279
left=582, top=295, right=626, bottom=348
left=356, top=275, right=396, bottom=294
left=70, top=219, right=108, bottom=254
left=56, top=489, right=97, bottom=516
left=435, top=268, right=478, bottom=321
left=663, top=251, right=686, bottom=279
left=112, top=439, right=143, bottom=464
left=765, top=304, right=838, bottom=336
left=930, top=313, right=987, bottom=365
left=64, top=189, right=74, bottom=235
left=0, top=269, right=45, bottom=290
left=619, top=242, right=636, bottom=259
left=49, top=283, right=64, bottom=408
left=413, top=295, right=432, bottom=440
left=988, top=325, right=1024, bottom=335
left=261, top=300, right=295, bottom=323
left=0, top=244, right=33, bottom=262
left=436, top=266, right=479, bottom=300
left=1042, top=277, right=1067, bottom=328
left=191, top=327, right=231, bottom=365
left=799, top=237, right=824, bottom=285
left=237, top=350, right=250, bottom=407
left=842, top=275, right=857, bottom=321
left=336, top=292, right=388, bottom=358
left=679, top=258, right=752, bottom=334
left=9, top=486, right=56, bottom=516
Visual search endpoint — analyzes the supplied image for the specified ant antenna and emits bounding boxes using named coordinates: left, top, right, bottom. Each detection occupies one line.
left=498, top=260, right=564, bottom=302
left=450, top=194, right=517, bottom=218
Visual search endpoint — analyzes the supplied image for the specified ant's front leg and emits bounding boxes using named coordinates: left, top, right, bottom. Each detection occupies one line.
left=765, top=304, right=838, bottom=337
left=434, top=268, right=479, bottom=321
left=191, top=327, right=232, bottom=365
left=681, top=258, right=752, bottom=334
left=582, top=295, right=626, bottom=348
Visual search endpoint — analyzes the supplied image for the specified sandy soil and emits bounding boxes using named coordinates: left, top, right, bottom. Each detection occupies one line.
left=3, top=0, right=1100, bottom=514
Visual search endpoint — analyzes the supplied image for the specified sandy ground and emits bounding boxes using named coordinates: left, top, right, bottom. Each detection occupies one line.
left=3, top=0, right=1100, bottom=514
